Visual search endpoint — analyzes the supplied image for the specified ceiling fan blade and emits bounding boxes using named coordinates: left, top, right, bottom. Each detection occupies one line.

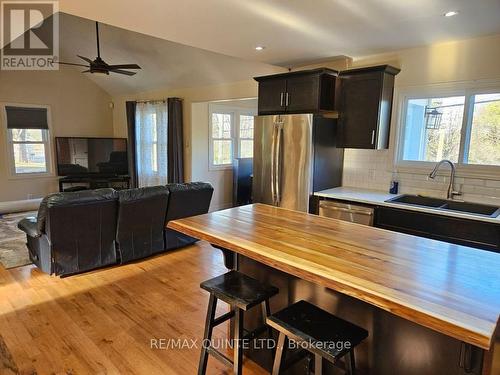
left=77, top=55, right=93, bottom=63
left=107, top=64, right=141, bottom=70
left=110, top=69, right=137, bottom=76
left=56, top=61, right=90, bottom=68
left=81, top=70, right=91, bottom=73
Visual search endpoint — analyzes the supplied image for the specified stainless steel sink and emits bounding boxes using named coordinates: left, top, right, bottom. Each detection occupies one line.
left=385, top=194, right=500, bottom=218
left=386, top=195, right=446, bottom=208
left=440, top=201, right=500, bottom=216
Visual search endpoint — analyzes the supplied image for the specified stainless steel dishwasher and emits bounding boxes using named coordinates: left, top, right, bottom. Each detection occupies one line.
left=318, top=200, right=374, bottom=226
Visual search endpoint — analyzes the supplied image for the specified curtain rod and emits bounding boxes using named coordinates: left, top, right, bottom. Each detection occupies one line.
left=136, top=99, right=167, bottom=104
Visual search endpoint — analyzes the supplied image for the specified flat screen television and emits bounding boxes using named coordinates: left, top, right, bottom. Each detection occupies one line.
left=55, top=137, right=128, bottom=176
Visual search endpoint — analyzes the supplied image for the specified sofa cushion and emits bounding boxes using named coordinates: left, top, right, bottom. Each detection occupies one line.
left=164, top=182, right=213, bottom=250
left=165, top=182, right=214, bottom=221
left=116, top=186, right=169, bottom=263
left=36, top=188, right=118, bottom=235
left=47, top=188, right=119, bottom=275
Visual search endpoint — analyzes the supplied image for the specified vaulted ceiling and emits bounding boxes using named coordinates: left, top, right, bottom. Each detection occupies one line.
left=56, top=13, right=283, bottom=96
left=59, top=0, right=500, bottom=66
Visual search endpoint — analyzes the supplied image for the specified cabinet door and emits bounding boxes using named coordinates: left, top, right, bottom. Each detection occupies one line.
left=257, top=78, right=287, bottom=115
left=285, top=74, right=320, bottom=113
left=375, top=207, right=500, bottom=252
left=337, top=73, right=381, bottom=148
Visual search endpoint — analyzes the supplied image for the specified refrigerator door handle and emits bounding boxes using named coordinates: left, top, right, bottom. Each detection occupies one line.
left=275, top=123, right=284, bottom=206
left=270, top=123, right=277, bottom=205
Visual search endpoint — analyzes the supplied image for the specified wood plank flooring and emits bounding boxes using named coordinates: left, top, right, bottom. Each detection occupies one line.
left=0, top=242, right=267, bottom=375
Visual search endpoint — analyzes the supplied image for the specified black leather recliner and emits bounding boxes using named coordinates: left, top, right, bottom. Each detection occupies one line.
left=164, top=182, right=214, bottom=250
left=17, top=189, right=119, bottom=276
left=18, top=182, right=214, bottom=276
left=116, top=186, right=170, bottom=263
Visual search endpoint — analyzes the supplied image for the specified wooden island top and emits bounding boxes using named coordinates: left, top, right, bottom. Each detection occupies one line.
left=168, top=203, right=500, bottom=350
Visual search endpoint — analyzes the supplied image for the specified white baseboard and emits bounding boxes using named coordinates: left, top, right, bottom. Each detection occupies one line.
left=0, top=198, right=42, bottom=215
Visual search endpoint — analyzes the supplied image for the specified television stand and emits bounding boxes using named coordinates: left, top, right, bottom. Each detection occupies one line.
left=58, top=175, right=130, bottom=192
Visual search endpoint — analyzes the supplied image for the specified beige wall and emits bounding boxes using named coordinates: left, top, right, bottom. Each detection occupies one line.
left=339, top=34, right=500, bottom=204
left=112, top=78, right=281, bottom=210
left=0, top=69, right=114, bottom=202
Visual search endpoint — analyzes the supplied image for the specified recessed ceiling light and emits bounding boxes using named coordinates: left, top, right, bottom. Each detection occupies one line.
left=444, top=10, right=459, bottom=17
left=255, top=46, right=265, bottom=51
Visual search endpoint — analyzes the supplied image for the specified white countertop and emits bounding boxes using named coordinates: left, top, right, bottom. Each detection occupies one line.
left=314, top=186, right=500, bottom=224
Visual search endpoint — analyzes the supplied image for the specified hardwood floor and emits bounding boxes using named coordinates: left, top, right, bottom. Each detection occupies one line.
left=0, top=242, right=267, bottom=375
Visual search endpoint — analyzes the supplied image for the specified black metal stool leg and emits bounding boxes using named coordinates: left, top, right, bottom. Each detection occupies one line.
left=272, top=332, right=288, bottom=375
left=345, top=350, right=356, bottom=375
left=233, top=308, right=244, bottom=374
left=262, top=299, right=274, bottom=355
left=198, top=294, right=217, bottom=375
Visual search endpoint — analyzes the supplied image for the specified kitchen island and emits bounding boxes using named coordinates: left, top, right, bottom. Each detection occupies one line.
left=169, top=203, right=500, bottom=374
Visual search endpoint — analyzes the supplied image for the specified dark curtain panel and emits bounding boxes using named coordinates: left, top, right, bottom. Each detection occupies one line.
left=125, top=101, right=139, bottom=188
left=167, top=97, right=184, bottom=183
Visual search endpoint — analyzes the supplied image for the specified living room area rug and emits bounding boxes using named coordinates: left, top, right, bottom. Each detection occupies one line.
left=0, top=211, right=36, bottom=269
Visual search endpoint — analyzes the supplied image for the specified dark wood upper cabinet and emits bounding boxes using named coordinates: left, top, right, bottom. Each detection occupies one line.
left=254, top=68, right=337, bottom=115
left=256, top=78, right=287, bottom=115
left=337, top=65, right=400, bottom=149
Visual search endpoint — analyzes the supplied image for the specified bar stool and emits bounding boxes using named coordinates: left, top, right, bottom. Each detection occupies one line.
left=198, top=270, right=279, bottom=374
left=267, top=300, right=368, bottom=375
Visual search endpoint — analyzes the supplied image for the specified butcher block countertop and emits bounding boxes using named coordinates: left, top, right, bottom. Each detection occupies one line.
left=168, top=203, right=500, bottom=350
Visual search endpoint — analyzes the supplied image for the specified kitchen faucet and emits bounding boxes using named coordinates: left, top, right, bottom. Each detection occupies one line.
left=428, top=160, right=461, bottom=200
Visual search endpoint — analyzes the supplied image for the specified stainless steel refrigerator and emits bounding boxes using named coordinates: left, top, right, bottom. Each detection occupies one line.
left=253, top=114, right=344, bottom=212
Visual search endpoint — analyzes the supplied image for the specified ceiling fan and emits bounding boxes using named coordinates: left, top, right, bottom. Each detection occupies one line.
left=56, top=22, right=141, bottom=76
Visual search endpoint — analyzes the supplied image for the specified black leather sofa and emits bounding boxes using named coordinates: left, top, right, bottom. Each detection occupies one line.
left=18, top=182, right=213, bottom=276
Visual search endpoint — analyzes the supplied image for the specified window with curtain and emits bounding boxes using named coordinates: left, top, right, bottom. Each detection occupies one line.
left=4, top=105, right=51, bottom=175
left=135, top=101, right=168, bottom=186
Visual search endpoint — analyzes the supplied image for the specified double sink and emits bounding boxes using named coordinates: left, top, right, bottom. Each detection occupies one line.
left=386, top=195, right=500, bottom=218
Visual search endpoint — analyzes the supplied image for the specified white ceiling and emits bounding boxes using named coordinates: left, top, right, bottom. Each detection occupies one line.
left=59, top=0, right=500, bottom=66
left=57, top=13, right=283, bottom=96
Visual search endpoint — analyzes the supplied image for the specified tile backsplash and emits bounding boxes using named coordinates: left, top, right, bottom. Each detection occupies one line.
left=342, top=149, right=500, bottom=205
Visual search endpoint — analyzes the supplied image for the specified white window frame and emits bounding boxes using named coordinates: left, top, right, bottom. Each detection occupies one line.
left=208, top=103, right=256, bottom=171
left=2, top=103, right=53, bottom=179
left=394, top=80, right=500, bottom=179
left=236, top=112, right=255, bottom=159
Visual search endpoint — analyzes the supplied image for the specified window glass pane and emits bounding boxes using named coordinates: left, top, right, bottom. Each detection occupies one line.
left=467, top=93, right=500, bottom=165
left=402, top=96, right=464, bottom=162
left=152, top=143, right=158, bottom=172
left=10, top=128, right=44, bottom=141
left=13, top=143, right=47, bottom=173
left=151, top=113, right=158, bottom=142
left=213, top=140, right=232, bottom=165
left=240, top=140, right=253, bottom=158
left=239, top=115, right=254, bottom=139
left=212, top=113, right=232, bottom=139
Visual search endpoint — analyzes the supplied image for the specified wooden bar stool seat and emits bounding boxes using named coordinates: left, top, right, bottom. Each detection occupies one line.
left=267, top=300, right=368, bottom=375
left=198, top=270, right=279, bottom=374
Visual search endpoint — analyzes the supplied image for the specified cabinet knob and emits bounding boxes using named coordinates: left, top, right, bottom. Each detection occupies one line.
left=371, top=130, right=375, bottom=145
left=280, top=92, right=284, bottom=107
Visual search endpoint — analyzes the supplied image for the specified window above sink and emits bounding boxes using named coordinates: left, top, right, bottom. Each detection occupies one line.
left=395, top=82, right=500, bottom=178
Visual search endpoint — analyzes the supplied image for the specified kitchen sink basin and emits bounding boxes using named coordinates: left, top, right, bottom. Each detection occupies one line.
left=386, top=195, right=446, bottom=208
left=440, top=201, right=500, bottom=217
left=385, top=194, right=500, bottom=218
